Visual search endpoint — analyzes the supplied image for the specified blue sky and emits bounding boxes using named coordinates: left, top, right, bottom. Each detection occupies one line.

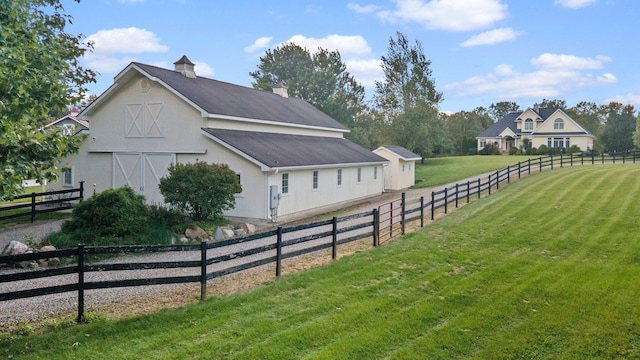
left=64, top=0, right=639, bottom=114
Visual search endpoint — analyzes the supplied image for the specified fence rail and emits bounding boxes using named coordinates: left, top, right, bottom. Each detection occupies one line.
left=0, top=182, right=85, bottom=222
left=1, top=151, right=639, bottom=323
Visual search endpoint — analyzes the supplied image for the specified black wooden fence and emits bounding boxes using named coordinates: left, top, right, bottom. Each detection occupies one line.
left=1, top=151, right=638, bottom=323
left=0, top=182, right=85, bottom=223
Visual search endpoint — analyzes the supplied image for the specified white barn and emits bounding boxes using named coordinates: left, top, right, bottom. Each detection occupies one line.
left=54, top=56, right=388, bottom=222
left=373, top=146, right=421, bottom=190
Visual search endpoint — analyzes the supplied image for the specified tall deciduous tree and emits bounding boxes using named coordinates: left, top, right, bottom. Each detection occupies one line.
left=249, top=43, right=366, bottom=132
left=0, top=0, right=95, bottom=200
left=599, top=102, right=636, bottom=153
left=373, top=32, right=443, bottom=157
left=488, top=101, right=520, bottom=122
left=446, top=110, right=493, bottom=155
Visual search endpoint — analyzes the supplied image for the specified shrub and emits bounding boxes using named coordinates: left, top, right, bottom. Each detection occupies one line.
left=159, top=162, right=242, bottom=221
left=478, top=144, right=501, bottom=155
left=509, top=147, right=522, bottom=155
left=60, top=187, right=150, bottom=244
left=568, top=145, right=582, bottom=154
left=537, top=144, right=549, bottom=155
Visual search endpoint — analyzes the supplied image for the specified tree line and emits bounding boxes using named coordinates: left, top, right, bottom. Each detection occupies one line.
left=250, top=33, right=639, bottom=158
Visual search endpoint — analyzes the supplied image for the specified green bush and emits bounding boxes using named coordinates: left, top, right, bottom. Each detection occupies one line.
left=159, top=162, right=242, bottom=221
left=58, top=187, right=151, bottom=245
left=509, top=147, right=522, bottom=155
left=537, top=144, right=549, bottom=155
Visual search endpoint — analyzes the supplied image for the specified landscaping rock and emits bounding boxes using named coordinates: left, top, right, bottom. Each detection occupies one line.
left=40, top=245, right=57, bottom=252
left=222, top=228, right=235, bottom=239
left=2, top=241, right=29, bottom=256
left=213, top=228, right=225, bottom=241
left=48, top=257, right=60, bottom=267
left=240, top=223, right=256, bottom=234
left=185, top=227, right=209, bottom=240
left=234, top=229, right=247, bottom=237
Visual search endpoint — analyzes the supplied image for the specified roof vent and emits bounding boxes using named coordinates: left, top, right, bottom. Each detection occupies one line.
left=273, top=80, right=288, bottom=98
left=173, top=55, right=196, bottom=79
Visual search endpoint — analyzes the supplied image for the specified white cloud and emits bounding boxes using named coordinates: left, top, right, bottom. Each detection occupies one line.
left=531, top=53, right=611, bottom=70
left=347, top=2, right=382, bottom=14
left=284, top=34, right=372, bottom=56
left=345, top=59, right=383, bottom=87
left=460, top=28, right=519, bottom=47
left=244, top=37, right=273, bottom=53
left=83, top=28, right=168, bottom=74
left=444, top=61, right=617, bottom=100
left=88, top=27, right=168, bottom=55
left=193, top=61, right=215, bottom=77
left=604, top=93, right=640, bottom=107
left=356, top=0, right=508, bottom=31
left=554, top=0, right=597, bottom=9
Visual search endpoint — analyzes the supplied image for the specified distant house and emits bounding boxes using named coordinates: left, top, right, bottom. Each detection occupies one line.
left=476, top=104, right=594, bottom=153
left=53, top=56, right=388, bottom=222
left=44, top=108, right=90, bottom=136
left=373, top=146, right=421, bottom=190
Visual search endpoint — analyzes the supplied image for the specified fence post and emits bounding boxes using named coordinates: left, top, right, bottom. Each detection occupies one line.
left=507, top=166, right=510, bottom=184
left=613, top=152, right=616, bottom=164
left=31, top=193, right=36, bottom=223
left=455, top=184, right=459, bottom=208
left=518, top=162, right=521, bottom=179
left=477, top=178, right=481, bottom=199
left=496, top=170, right=499, bottom=190
left=332, top=217, right=338, bottom=259
left=601, top=153, right=604, bottom=164
left=488, top=175, right=492, bottom=195
left=77, top=244, right=85, bottom=323
left=401, top=193, right=406, bottom=235
left=570, top=154, right=573, bottom=167
left=539, top=157, right=542, bottom=172
left=373, top=209, right=379, bottom=247
left=276, top=227, right=282, bottom=277
left=444, top=188, right=448, bottom=214
left=200, top=240, right=207, bottom=301
left=431, top=191, right=435, bottom=220
left=420, top=196, right=424, bottom=228
left=79, top=180, right=85, bottom=201
left=466, top=181, right=470, bottom=203
left=528, top=158, right=531, bottom=175
left=551, top=155, right=554, bottom=170
left=560, top=154, right=563, bottom=168
left=581, top=153, right=584, bottom=166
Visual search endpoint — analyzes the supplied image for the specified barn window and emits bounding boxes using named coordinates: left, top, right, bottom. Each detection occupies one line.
left=282, top=173, right=289, bottom=194
left=312, top=171, right=318, bottom=190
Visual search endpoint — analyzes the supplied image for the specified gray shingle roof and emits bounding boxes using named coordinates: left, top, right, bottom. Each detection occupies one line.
left=379, top=146, right=422, bottom=160
left=134, top=63, right=348, bottom=131
left=202, top=129, right=388, bottom=169
left=477, top=112, right=521, bottom=137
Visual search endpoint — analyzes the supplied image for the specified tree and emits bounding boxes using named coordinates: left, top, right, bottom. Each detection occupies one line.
left=373, top=32, right=443, bottom=157
left=0, top=0, right=95, bottom=200
left=445, top=110, right=492, bottom=155
left=158, top=162, right=242, bottom=222
left=250, top=43, right=366, bottom=133
left=488, top=101, right=520, bottom=122
left=599, top=102, right=636, bottom=153
left=538, top=99, right=568, bottom=110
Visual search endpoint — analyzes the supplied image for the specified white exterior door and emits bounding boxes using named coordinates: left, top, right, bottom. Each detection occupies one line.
left=113, top=152, right=175, bottom=204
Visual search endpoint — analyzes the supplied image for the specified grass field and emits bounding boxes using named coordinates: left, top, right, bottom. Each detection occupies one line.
left=415, top=155, right=536, bottom=187
left=3, top=165, right=640, bottom=359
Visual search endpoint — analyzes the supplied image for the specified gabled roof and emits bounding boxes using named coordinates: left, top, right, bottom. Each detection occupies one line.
left=477, top=112, right=520, bottom=138
left=83, top=61, right=348, bottom=133
left=43, top=112, right=90, bottom=136
left=374, top=146, right=422, bottom=161
left=201, top=129, right=388, bottom=171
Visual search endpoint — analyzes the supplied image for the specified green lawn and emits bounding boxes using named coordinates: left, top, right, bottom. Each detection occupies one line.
left=3, top=165, right=640, bottom=359
left=415, top=155, right=535, bottom=187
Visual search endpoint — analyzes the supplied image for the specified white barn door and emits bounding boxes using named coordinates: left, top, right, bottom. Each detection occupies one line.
left=113, top=152, right=175, bottom=204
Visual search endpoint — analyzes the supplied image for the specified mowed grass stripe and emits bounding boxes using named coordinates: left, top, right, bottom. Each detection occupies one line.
left=4, top=166, right=640, bottom=359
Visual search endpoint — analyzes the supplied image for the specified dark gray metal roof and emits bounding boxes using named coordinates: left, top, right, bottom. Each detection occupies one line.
left=379, top=146, right=422, bottom=160
left=133, top=63, right=348, bottom=131
left=202, top=128, right=388, bottom=169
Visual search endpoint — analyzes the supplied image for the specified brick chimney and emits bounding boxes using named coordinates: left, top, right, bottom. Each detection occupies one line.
left=174, top=55, right=196, bottom=78
left=273, top=80, right=288, bottom=98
